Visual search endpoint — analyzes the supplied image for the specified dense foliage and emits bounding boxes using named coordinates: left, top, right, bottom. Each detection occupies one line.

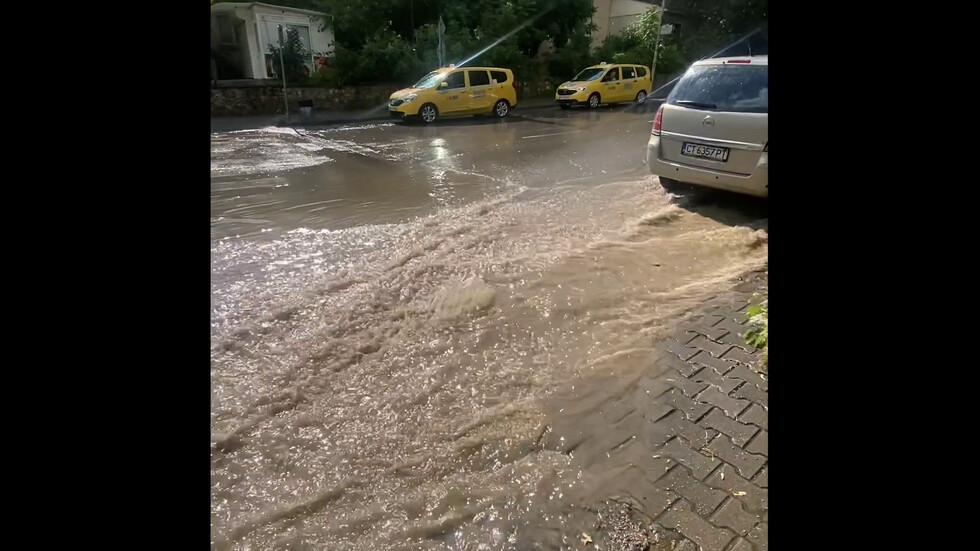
left=212, top=0, right=767, bottom=86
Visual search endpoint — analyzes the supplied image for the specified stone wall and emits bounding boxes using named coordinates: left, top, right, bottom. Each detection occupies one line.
left=210, top=83, right=398, bottom=116
left=211, top=79, right=561, bottom=116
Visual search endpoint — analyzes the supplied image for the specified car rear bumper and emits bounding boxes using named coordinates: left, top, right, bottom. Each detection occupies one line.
left=646, top=135, right=768, bottom=197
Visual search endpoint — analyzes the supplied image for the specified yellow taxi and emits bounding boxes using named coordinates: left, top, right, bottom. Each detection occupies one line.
left=555, top=63, right=653, bottom=109
left=389, top=66, right=518, bottom=123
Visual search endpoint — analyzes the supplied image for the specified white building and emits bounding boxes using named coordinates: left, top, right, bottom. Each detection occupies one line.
left=211, top=2, right=335, bottom=81
left=591, top=0, right=658, bottom=45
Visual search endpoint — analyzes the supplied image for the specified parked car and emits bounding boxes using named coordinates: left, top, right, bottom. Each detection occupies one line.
left=647, top=56, right=768, bottom=197
left=554, top=63, right=652, bottom=109
left=388, top=66, right=517, bottom=123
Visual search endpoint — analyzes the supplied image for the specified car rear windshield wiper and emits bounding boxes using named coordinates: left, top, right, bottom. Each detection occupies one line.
left=675, top=100, right=717, bottom=109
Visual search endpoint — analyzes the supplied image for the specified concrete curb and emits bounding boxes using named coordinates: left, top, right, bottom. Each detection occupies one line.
left=210, top=98, right=666, bottom=133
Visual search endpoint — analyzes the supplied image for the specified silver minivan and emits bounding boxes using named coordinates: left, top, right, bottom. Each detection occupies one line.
left=647, top=56, right=768, bottom=197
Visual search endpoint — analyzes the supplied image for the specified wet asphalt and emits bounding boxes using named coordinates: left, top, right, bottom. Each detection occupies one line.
left=211, top=101, right=672, bottom=241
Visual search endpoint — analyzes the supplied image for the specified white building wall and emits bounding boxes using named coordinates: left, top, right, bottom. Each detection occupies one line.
left=252, top=4, right=334, bottom=78
left=592, top=0, right=657, bottom=45
left=212, top=3, right=334, bottom=80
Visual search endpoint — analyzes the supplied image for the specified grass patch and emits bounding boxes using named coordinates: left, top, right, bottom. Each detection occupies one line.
left=744, top=298, right=768, bottom=366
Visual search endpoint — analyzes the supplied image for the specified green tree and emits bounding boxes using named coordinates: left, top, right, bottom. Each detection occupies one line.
left=217, top=0, right=600, bottom=86
left=323, top=0, right=596, bottom=85
left=667, top=0, right=768, bottom=60
left=591, top=7, right=685, bottom=78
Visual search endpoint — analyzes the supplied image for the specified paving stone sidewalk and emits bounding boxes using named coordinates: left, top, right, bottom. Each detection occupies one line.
left=544, top=270, right=768, bottom=551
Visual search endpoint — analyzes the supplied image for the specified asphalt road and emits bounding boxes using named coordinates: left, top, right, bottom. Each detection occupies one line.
left=210, top=98, right=770, bottom=551
left=211, top=101, right=669, bottom=241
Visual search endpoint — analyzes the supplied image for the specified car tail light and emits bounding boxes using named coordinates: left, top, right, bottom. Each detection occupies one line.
left=652, top=105, right=664, bottom=135
left=763, top=142, right=768, bottom=152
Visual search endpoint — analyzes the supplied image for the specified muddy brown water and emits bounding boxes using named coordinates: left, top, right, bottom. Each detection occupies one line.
left=211, top=108, right=767, bottom=550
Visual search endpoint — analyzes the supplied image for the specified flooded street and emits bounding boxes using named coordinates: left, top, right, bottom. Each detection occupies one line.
left=211, top=105, right=768, bottom=550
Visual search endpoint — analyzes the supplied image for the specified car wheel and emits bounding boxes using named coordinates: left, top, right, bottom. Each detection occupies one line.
left=419, top=103, right=438, bottom=124
left=635, top=90, right=647, bottom=103
left=493, top=99, right=510, bottom=118
left=559, top=103, right=570, bottom=110
left=588, top=93, right=600, bottom=109
left=659, top=177, right=687, bottom=193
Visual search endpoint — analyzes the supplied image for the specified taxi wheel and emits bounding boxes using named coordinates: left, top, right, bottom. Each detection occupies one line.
left=419, top=103, right=438, bottom=124
left=588, top=93, right=600, bottom=109
left=493, top=99, right=510, bottom=118
left=635, top=90, right=647, bottom=103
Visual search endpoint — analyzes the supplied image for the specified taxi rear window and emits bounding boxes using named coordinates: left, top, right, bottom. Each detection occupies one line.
left=490, top=70, right=508, bottom=83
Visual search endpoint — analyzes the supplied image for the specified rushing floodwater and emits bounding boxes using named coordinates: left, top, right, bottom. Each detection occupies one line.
left=211, top=119, right=767, bottom=550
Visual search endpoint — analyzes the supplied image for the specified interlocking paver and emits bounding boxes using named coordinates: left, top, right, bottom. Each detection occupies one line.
left=706, top=435, right=765, bottom=479
left=655, top=466, right=728, bottom=516
left=636, top=373, right=673, bottom=399
left=746, top=522, right=767, bottom=550
left=717, top=330, right=756, bottom=349
left=733, top=382, right=768, bottom=408
left=655, top=350, right=703, bottom=377
left=660, top=437, right=717, bottom=480
left=658, top=499, right=736, bottom=551
left=622, top=387, right=675, bottom=422
left=689, top=350, right=737, bottom=375
left=711, top=498, right=759, bottom=536
left=684, top=324, right=730, bottom=343
left=661, top=410, right=717, bottom=449
left=598, top=401, right=635, bottom=425
left=686, top=334, right=734, bottom=358
left=692, top=312, right=726, bottom=327
left=721, top=346, right=757, bottom=366
left=727, top=364, right=768, bottom=392
left=696, top=387, right=750, bottom=419
left=699, top=408, right=759, bottom=447
left=703, top=466, right=768, bottom=513
left=727, top=537, right=754, bottom=551
left=664, top=337, right=700, bottom=361
left=662, top=388, right=713, bottom=421
left=664, top=369, right=710, bottom=398
left=691, top=365, right=742, bottom=394
left=596, top=463, right=674, bottom=517
left=738, top=403, right=768, bottom=430
left=712, top=316, right=747, bottom=336
left=745, top=430, right=768, bottom=457
left=535, top=273, right=768, bottom=549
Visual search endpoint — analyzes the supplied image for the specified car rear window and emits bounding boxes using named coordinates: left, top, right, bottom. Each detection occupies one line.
left=637, top=66, right=647, bottom=77
left=468, top=70, right=490, bottom=86
left=490, top=70, right=508, bottom=84
left=667, top=64, right=768, bottom=113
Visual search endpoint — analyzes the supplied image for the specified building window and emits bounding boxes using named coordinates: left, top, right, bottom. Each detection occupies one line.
left=262, top=21, right=314, bottom=78
left=216, top=15, right=237, bottom=45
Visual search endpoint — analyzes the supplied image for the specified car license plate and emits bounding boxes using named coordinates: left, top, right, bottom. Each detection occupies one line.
left=681, top=142, right=729, bottom=162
